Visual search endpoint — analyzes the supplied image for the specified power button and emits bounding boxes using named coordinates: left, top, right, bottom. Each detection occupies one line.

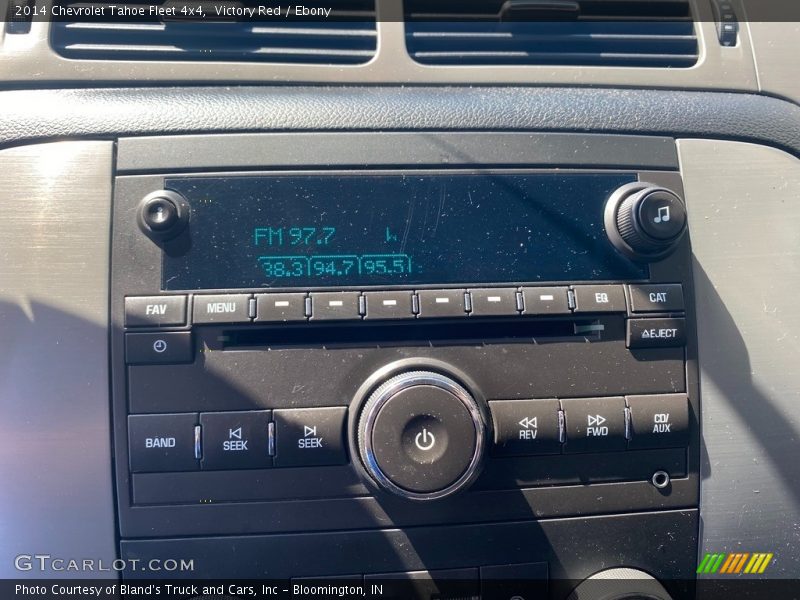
left=358, top=371, right=486, bottom=500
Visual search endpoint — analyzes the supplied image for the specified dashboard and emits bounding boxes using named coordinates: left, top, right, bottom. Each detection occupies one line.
left=0, top=2, right=799, bottom=600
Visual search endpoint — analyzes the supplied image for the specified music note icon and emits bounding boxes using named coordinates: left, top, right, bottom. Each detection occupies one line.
left=653, top=206, right=670, bottom=224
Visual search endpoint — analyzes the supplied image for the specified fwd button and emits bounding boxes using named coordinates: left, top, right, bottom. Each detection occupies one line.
left=562, top=397, right=627, bottom=453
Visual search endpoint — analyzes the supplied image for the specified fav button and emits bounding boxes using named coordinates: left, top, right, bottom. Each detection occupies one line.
left=489, top=399, right=562, bottom=456
left=562, top=397, right=628, bottom=453
left=273, top=407, right=347, bottom=467
left=627, top=394, right=690, bottom=449
left=199, top=410, right=272, bottom=470
left=125, top=295, right=187, bottom=327
left=193, top=294, right=251, bottom=324
left=128, top=413, right=199, bottom=473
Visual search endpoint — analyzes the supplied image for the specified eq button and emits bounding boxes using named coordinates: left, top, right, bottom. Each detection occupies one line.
left=572, top=285, right=627, bottom=313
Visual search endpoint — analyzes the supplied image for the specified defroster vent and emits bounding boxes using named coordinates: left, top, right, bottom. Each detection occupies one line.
left=51, top=1, right=377, bottom=64
left=405, top=0, right=698, bottom=68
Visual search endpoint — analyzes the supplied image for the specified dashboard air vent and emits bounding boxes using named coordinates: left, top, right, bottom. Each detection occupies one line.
left=51, top=1, right=376, bottom=64
left=405, top=0, right=698, bottom=68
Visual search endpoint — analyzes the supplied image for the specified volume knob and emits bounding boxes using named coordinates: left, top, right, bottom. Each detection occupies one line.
left=605, top=182, right=687, bottom=261
left=356, top=370, right=486, bottom=501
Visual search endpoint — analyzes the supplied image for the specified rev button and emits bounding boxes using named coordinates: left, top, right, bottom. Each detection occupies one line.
left=489, top=399, right=562, bottom=456
left=200, top=411, right=272, bottom=470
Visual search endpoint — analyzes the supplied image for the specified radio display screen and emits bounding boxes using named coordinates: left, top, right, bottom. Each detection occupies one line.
left=161, top=173, right=646, bottom=290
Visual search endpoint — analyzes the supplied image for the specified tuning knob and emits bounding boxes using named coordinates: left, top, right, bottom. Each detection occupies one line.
left=356, top=370, right=486, bottom=501
left=605, top=182, right=687, bottom=261
left=568, top=568, right=673, bottom=600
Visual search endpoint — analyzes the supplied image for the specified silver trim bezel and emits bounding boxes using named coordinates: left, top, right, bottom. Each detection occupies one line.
left=359, top=371, right=486, bottom=501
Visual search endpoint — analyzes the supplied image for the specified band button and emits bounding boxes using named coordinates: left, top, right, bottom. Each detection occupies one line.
left=128, top=413, right=199, bottom=473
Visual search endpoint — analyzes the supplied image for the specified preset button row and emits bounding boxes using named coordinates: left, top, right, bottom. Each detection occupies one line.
left=128, top=407, right=347, bottom=473
left=124, top=283, right=685, bottom=326
left=490, top=393, right=690, bottom=457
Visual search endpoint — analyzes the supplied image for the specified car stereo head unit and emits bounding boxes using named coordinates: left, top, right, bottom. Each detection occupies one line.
left=110, top=133, right=699, bottom=587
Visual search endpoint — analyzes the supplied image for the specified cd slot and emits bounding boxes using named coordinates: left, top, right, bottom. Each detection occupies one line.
left=218, top=317, right=611, bottom=350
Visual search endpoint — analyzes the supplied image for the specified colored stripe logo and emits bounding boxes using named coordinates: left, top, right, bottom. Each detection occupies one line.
left=697, top=552, right=773, bottom=574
